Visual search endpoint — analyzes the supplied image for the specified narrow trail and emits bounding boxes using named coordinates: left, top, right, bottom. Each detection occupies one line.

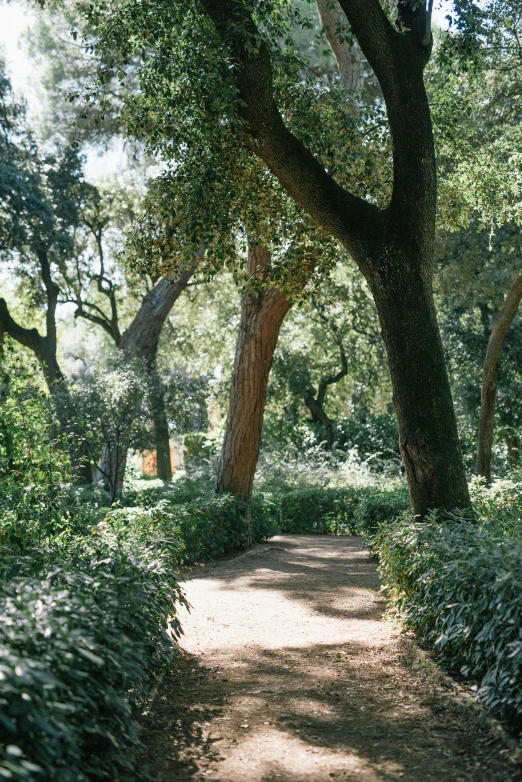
left=141, top=535, right=521, bottom=781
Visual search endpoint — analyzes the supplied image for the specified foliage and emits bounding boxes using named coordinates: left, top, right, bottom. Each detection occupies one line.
left=0, top=522, right=185, bottom=781
left=277, top=486, right=360, bottom=534
left=374, top=512, right=522, bottom=735
left=354, top=487, right=410, bottom=537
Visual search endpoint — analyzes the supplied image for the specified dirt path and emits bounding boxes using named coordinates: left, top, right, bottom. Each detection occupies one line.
left=140, top=535, right=522, bottom=781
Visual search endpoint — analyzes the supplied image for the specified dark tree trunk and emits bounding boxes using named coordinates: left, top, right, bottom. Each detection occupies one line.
left=368, top=260, right=468, bottom=516
left=215, top=247, right=292, bottom=501
left=476, top=273, right=522, bottom=484
left=146, top=358, right=172, bottom=481
left=303, top=391, right=335, bottom=449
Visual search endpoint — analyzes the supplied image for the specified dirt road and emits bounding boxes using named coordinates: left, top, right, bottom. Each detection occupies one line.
left=140, top=535, right=521, bottom=781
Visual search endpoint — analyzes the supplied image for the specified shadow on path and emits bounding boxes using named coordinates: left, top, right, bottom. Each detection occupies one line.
left=139, top=535, right=522, bottom=782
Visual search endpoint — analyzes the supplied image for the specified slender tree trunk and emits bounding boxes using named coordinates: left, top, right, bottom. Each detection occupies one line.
left=94, top=265, right=196, bottom=486
left=215, top=247, right=292, bottom=501
left=476, top=273, right=522, bottom=484
left=368, top=258, right=470, bottom=517
left=146, top=357, right=172, bottom=481
left=505, top=434, right=520, bottom=469
left=316, top=0, right=363, bottom=91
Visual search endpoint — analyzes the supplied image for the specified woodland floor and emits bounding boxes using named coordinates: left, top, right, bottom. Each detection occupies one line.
left=139, top=535, right=522, bottom=782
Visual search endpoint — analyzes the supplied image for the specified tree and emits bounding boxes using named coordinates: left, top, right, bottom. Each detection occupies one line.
left=476, top=274, right=522, bottom=483
left=0, top=71, right=93, bottom=481
left=90, top=0, right=471, bottom=515
left=214, top=245, right=293, bottom=500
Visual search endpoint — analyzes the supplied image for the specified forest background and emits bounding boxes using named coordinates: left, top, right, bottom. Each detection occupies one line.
left=2, top=0, right=522, bottom=779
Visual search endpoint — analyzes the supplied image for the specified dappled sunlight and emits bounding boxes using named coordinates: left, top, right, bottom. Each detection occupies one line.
left=142, top=537, right=519, bottom=781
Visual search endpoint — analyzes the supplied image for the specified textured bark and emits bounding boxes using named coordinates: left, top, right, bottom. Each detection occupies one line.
left=215, top=247, right=292, bottom=501
left=476, top=273, right=522, bottom=484
left=369, top=262, right=467, bottom=515
left=200, top=0, right=470, bottom=516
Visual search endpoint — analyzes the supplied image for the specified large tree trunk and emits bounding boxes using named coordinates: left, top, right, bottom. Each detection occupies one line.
left=199, top=0, right=472, bottom=517
left=476, top=273, right=522, bottom=484
left=369, top=259, right=469, bottom=516
left=215, top=247, right=292, bottom=501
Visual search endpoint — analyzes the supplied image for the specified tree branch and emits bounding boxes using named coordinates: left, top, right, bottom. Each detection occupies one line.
left=198, top=0, right=382, bottom=264
left=0, top=298, right=43, bottom=355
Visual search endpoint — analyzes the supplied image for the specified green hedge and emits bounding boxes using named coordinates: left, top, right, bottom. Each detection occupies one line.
left=0, top=528, right=185, bottom=781
left=277, top=487, right=362, bottom=534
left=374, top=515, right=522, bottom=736
left=354, top=487, right=409, bottom=537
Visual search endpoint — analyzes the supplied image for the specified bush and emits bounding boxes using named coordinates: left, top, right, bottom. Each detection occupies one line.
left=0, top=527, right=185, bottom=781
left=374, top=514, right=522, bottom=736
left=354, top=487, right=409, bottom=537
left=110, top=492, right=279, bottom=565
left=277, top=487, right=361, bottom=534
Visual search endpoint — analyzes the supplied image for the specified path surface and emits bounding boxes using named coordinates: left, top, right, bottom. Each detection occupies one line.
left=141, top=535, right=522, bottom=781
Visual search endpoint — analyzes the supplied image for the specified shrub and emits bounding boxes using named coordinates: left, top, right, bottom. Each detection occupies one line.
left=109, top=492, right=279, bottom=565
left=0, top=527, right=185, bottom=781
left=354, top=487, right=409, bottom=537
left=277, top=487, right=361, bottom=534
left=374, top=515, right=522, bottom=736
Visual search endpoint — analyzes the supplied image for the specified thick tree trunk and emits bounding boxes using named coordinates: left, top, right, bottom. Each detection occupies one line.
left=476, top=273, right=522, bottom=484
left=215, top=247, right=292, bottom=501
left=200, top=0, right=472, bottom=517
left=369, top=259, right=470, bottom=517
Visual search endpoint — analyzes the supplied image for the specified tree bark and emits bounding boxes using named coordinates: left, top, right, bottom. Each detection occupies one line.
left=146, top=359, right=173, bottom=481
left=304, top=391, right=335, bottom=449
left=476, top=273, right=522, bottom=484
left=369, top=261, right=468, bottom=515
left=505, top=434, right=520, bottom=469
left=94, top=264, right=197, bottom=488
left=215, top=247, right=292, bottom=501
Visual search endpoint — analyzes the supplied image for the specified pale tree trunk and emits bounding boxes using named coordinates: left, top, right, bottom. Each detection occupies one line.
left=215, top=247, right=292, bottom=502
left=476, top=273, right=522, bottom=484
left=96, top=264, right=196, bottom=489
left=316, top=0, right=363, bottom=91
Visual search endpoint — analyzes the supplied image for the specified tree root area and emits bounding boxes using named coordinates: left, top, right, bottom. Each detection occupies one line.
left=138, top=535, right=522, bottom=781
